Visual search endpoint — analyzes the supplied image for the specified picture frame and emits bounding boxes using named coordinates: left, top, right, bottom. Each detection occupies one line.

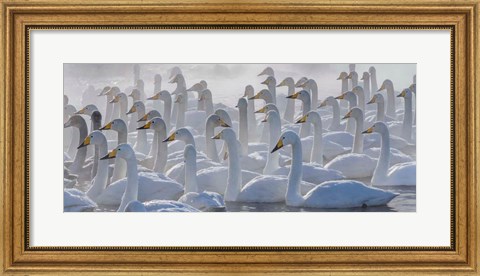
left=1, top=0, right=478, bottom=274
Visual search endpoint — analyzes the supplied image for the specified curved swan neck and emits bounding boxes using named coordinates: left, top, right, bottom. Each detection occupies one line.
left=264, top=112, right=281, bottom=174
left=267, top=82, right=277, bottom=104
left=86, top=136, right=109, bottom=200
left=162, top=96, right=172, bottom=132
left=224, top=134, right=242, bottom=201
left=238, top=104, right=249, bottom=156
left=176, top=99, right=186, bottom=129
left=286, top=136, right=304, bottom=206
left=205, top=99, right=214, bottom=118
left=116, top=127, right=128, bottom=145
left=376, top=99, right=386, bottom=122
left=154, top=123, right=168, bottom=173
left=402, top=95, right=413, bottom=142
left=372, top=127, right=390, bottom=185
left=341, top=78, right=348, bottom=93
left=371, top=71, right=378, bottom=93
left=352, top=113, right=364, bottom=154
left=310, top=115, right=323, bottom=165
left=308, top=80, right=318, bottom=107
left=205, top=119, right=220, bottom=162
left=184, top=151, right=199, bottom=194
left=363, top=75, right=371, bottom=101
left=386, top=84, right=396, bottom=118
left=117, top=156, right=139, bottom=212
left=329, top=99, right=341, bottom=130
left=69, top=119, right=88, bottom=173
left=283, top=82, right=295, bottom=123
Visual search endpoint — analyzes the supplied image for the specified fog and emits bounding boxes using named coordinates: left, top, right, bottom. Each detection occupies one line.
left=64, top=63, right=416, bottom=109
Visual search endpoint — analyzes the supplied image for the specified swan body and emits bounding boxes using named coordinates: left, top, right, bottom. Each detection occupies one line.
left=64, top=188, right=97, bottom=212
left=125, top=200, right=199, bottom=212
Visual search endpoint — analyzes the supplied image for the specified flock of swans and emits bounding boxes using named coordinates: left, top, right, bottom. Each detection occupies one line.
left=63, top=64, right=416, bottom=212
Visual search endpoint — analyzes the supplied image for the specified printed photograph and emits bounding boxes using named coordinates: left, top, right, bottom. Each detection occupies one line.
left=63, top=63, right=416, bottom=212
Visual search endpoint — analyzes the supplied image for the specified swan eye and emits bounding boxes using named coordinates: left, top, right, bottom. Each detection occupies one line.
left=118, top=149, right=121, bottom=151
left=90, top=135, right=93, bottom=138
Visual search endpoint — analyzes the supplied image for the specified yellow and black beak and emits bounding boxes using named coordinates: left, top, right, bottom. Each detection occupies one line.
left=137, top=121, right=152, bottom=130
left=137, top=114, right=149, bottom=122
left=211, top=132, right=222, bottom=140
left=261, top=117, right=268, bottom=123
left=147, top=94, right=160, bottom=100
left=362, top=126, right=374, bottom=134
left=276, top=81, right=285, bottom=87
left=126, top=105, right=137, bottom=115
left=248, top=93, right=261, bottom=100
left=318, top=100, right=327, bottom=108
left=77, top=136, right=91, bottom=149
left=100, top=122, right=113, bottom=130
left=286, top=92, right=299, bottom=99
left=335, top=94, right=345, bottom=100
left=271, top=139, right=284, bottom=153
left=255, top=106, right=267, bottom=114
left=75, top=107, right=86, bottom=115
left=295, top=115, right=307, bottom=124
left=109, top=95, right=120, bottom=103
left=219, top=119, right=230, bottom=128
left=163, top=132, right=176, bottom=142
left=397, top=90, right=407, bottom=98
left=336, top=75, right=342, bottom=80
left=342, top=111, right=352, bottom=120
left=377, top=84, right=385, bottom=92
left=261, top=79, right=269, bottom=85
left=367, top=96, right=376, bottom=104
left=100, top=149, right=117, bottom=160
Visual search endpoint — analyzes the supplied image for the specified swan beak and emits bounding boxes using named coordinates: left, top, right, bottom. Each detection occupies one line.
left=362, top=127, right=374, bottom=134
left=261, top=117, right=267, bottom=123
left=276, top=81, right=284, bottom=87
left=63, top=122, right=71, bottom=128
left=100, top=122, right=112, bottom=130
left=137, top=121, right=152, bottom=130
left=367, top=97, right=376, bottom=104
left=109, top=95, right=120, bottom=103
left=75, top=107, right=86, bottom=115
left=211, top=133, right=222, bottom=140
left=248, top=94, right=260, bottom=100
left=377, top=84, right=385, bottom=91
left=77, top=136, right=91, bottom=149
left=126, top=105, right=137, bottom=115
left=271, top=139, right=284, bottom=153
left=286, top=92, right=299, bottom=99
left=137, top=114, right=149, bottom=122
left=346, top=73, right=352, bottom=79
left=335, top=94, right=345, bottom=100
left=100, top=149, right=117, bottom=160
left=318, top=101, right=327, bottom=108
left=105, top=88, right=114, bottom=96
left=255, top=106, right=267, bottom=114
left=219, top=120, right=230, bottom=128
left=397, top=90, right=407, bottom=97
left=360, top=76, right=364, bottom=80
left=163, top=133, right=176, bottom=142
left=223, top=151, right=229, bottom=160
left=342, top=111, right=352, bottom=120
left=147, top=94, right=160, bottom=100
left=295, top=115, right=307, bottom=124
left=261, top=79, right=269, bottom=85
left=336, top=76, right=342, bottom=80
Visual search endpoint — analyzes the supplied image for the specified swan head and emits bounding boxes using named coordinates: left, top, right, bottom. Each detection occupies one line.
left=138, top=110, right=161, bottom=122
left=249, top=89, right=270, bottom=100
left=200, top=80, right=208, bottom=89
left=109, top=92, right=127, bottom=104
left=214, top=109, right=232, bottom=125
left=277, top=77, right=294, bottom=87
left=211, top=128, right=236, bottom=141
left=127, top=101, right=144, bottom=115
left=64, top=115, right=85, bottom=128
left=207, top=114, right=230, bottom=128
left=105, top=86, right=120, bottom=97
left=199, top=89, right=212, bottom=102
left=362, top=121, right=388, bottom=135
left=124, top=200, right=146, bottom=212
left=91, top=110, right=102, bottom=124
left=352, top=86, right=364, bottom=95
left=100, top=143, right=135, bottom=160
left=295, top=77, right=308, bottom=87
left=63, top=95, right=69, bottom=106
left=337, top=72, right=348, bottom=80
left=243, top=85, right=254, bottom=97
left=258, top=66, right=274, bottom=77
left=78, top=130, right=106, bottom=149
left=271, top=130, right=298, bottom=153
left=138, top=117, right=166, bottom=132
left=318, top=96, right=336, bottom=108
left=287, top=90, right=310, bottom=101
left=368, top=66, right=376, bottom=74
left=163, top=127, right=192, bottom=143
left=295, top=110, right=319, bottom=124
left=187, top=82, right=205, bottom=92
left=64, top=104, right=77, bottom=117
left=335, top=91, right=355, bottom=101
left=169, top=73, right=184, bottom=84
left=367, top=93, right=384, bottom=105
left=235, top=97, right=248, bottom=109
left=75, top=104, right=98, bottom=116
left=97, top=86, right=111, bottom=96
left=255, top=103, right=278, bottom=114
left=397, top=88, right=413, bottom=99
left=261, top=76, right=276, bottom=86
left=169, top=66, right=182, bottom=80
left=128, top=88, right=141, bottom=100
left=342, top=107, right=363, bottom=120
left=347, top=71, right=358, bottom=80
left=409, top=83, right=416, bottom=93
left=360, top=72, right=370, bottom=80
left=262, top=110, right=280, bottom=123
left=378, top=79, right=393, bottom=91
left=100, top=118, right=126, bottom=132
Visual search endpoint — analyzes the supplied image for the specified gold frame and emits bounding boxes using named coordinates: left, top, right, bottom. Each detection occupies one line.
left=1, top=0, right=478, bottom=274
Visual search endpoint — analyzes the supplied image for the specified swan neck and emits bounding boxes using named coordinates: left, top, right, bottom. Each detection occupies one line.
left=352, top=114, right=364, bottom=153
left=117, top=157, right=139, bottom=212
left=372, top=129, right=390, bottom=185
left=239, top=105, right=249, bottom=156
left=402, top=96, right=413, bottom=142
left=224, top=136, right=242, bottom=201
left=184, top=154, right=199, bottom=193
left=205, top=121, right=220, bottom=162
left=154, top=127, right=168, bottom=173
left=286, top=138, right=304, bottom=206
left=311, top=119, right=323, bottom=164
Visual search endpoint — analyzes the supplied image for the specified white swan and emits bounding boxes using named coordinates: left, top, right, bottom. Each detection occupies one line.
left=198, top=89, right=214, bottom=118
left=126, top=101, right=149, bottom=155
left=318, top=96, right=345, bottom=131
left=262, top=110, right=282, bottom=174
left=242, top=85, right=258, bottom=139
left=360, top=71, right=371, bottom=104
left=177, top=144, right=226, bottom=211
left=395, top=88, right=414, bottom=143
left=64, top=189, right=97, bottom=212
left=261, top=76, right=277, bottom=104
left=276, top=77, right=296, bottom=123
left=63, top=115, right=90, bottom=179
left=204, top=114, right=230, bottom=163
left=99, top=144, right=184, bottom=211
left=366, top=93, right=395, bottom=123
left=377, top=79, right=397, bottom=119
left=335, top=91, right=357, bottom=134
left=337, top=71, right=349, bottom=93
left=100, top=119, right=128, bottom=182
left=363, top=122, right=416, bottom=186
left=258, top=66, right=274, bottom=77
left=212, top=128, right=315, bottom=203
left=369, top=66, right=379, bottom=95
left=137, top=117, right=168, bottom=173
left=271, top=131, right=398, bottom=208
left=124, top=200, right=199, bottom=212
left=147, top=90, right=172, bottom=132
left=297, top=78, right=319, bottom=108
left=109, top=92, right=128, bottom=123
left=286, top=90, right=311, bottom=138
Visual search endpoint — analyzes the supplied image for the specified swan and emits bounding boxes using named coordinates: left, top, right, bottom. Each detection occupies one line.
left=248, top=89, right=274, bottom=142
left=177, top=144, right=226, bottom=211
left=258, top=66, right=274, bottom=77
left=337, top=72, right=349, bottom=93
left=335, top=91, right=358, bottom=134
left=198, top=89, right=214, bottom=118
left=137, top=109, right=162, bottom=164
left=169, top=73, right=187, bottom=125
left=100, top=119, right=128, bottom=183
left=212, top=128, right=315, bottom=203
left=366, top=93, right=395, bottom=123
left=352, top=86, right=366, bottom=112
left=318, top=96, right=345, bottom=131
left=64, top=189, right=97, bottom=212
left=261, top=76, right=277, bottom=104
left=99, top=144, right=184, bottom=211
left=126, top=101, right=149, bottom=155
left=276, top=77, right=296, bottom=123
left=395, top=88, right=414, bottom=143
left=324, top=108, right=377, bottom=178
left=124, top=200, right=199, bottom=212
left=347, top=71, right=359, bottom=88
left=64, top=104, right=79, bottom=159
left=186, top=81, right=206, bottom=110
left=152, top=74, right=163, bottom=113
left=363, top=122, right=416, bottom=186
left=360, top=71, right=371, bottom=104
left=242, top=85, right=258, bottom=139
left=147, top=90, right=172, bottom=132
left=271, top=131, right=398, bottom=208
left=377, top=79, right=397, bottom=119
left=409, top=83, right=417, bottom=125
left=286, top=90, right=311, bottom=138
left=97, top=86, right=117, bottom=123
left=137, top=117, right=168, bottom=173
left=262, top=110, right=282, bottom=174
left=63, top=115, right=90, bottom=179
left=109, top=92, right=128, bottom=123
left=369, top=66, right=379, bottom=94
left=204, top=114, right=231, bottom=163
left=237, top=98, right=269, bottom=153
left=297, top=78, right=319, bottom=108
